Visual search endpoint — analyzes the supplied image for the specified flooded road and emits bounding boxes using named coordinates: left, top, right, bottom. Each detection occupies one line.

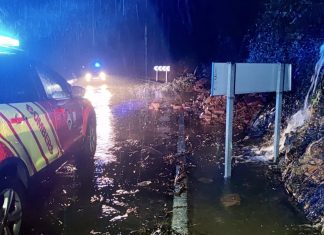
left=186, top=121, right=317, bottom=235
left=22, top=78, right=318, bottom=234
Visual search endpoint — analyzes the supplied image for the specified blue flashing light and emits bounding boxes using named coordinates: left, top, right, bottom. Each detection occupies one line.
left=94, top=62, right=101, bottom=68
left=0, top=35, right=20, bottom=48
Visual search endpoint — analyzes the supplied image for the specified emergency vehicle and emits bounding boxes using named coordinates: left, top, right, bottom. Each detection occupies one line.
left=79, top=61, right=108, bottom=86
left=0, top=36, right=97, bottom=235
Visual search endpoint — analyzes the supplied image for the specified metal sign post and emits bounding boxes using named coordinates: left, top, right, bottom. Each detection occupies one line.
left=211, top=63, right=291, bottom=179
left=224, top=63, right=235, bottom=178
left=273, top=64, right=285, bottom=162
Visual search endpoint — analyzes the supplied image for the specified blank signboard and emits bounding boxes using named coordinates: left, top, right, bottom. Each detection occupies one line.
left=235, top=63, right=291, bottom=94
left=211, top=63, right=292, bottom=96
left=211, top=63, right=230, bottom=96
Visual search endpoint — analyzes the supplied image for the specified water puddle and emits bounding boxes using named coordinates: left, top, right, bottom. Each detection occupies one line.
left=186, top=121, right=318, bottom=235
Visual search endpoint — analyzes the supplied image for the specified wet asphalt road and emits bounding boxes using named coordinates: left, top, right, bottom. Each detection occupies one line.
left=22, top=78, right=179, bottom=234
left=20, top=77, right=319, bottom=235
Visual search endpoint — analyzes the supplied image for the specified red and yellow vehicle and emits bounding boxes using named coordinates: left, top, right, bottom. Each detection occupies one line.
left=0, top=51, right=97, bottom=234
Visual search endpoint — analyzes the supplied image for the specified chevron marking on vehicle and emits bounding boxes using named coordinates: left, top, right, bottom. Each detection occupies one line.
left=8, top=104, right=50, bottom=165
left=32, top=102, right=63, bottom=155
left=0, top=111, right=37, bottom=174
left=1, top=105, right=48, bottom=171
left=0, top=133, right=19, bottom=158
left=20, top=103, right=62, bottom=164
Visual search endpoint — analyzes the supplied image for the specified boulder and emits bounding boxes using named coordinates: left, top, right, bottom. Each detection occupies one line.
left=220, top=193, right=241, bottom=207
left=149, top=102, right=160, bottom=110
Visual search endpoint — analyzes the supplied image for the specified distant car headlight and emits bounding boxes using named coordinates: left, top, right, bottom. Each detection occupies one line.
left=99, top=72, right=106, bottom=81
left=85, top=72, right=92, bottom=82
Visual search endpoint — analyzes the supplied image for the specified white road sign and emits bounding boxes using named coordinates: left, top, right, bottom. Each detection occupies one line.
left=211, top=63, right=292, bottom=96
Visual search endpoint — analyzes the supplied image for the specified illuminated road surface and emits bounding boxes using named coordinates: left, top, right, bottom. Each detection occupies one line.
left=23, top=78, right=178, bottom=234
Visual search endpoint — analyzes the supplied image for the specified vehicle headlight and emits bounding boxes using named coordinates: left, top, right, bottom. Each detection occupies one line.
left=85, top=73, right=92, bottom=82
left=99, top=72, right=106, bottom=81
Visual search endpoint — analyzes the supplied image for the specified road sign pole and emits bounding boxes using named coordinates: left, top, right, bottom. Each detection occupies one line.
left=273, top=64, right=284, bottom=162
left=156, top=71, right=158, bottom=81
left=211, top=62, right=291, bottom=175
left=166, top=71, right=168, bottom=83
left=224, top=63, right=235, bottom=179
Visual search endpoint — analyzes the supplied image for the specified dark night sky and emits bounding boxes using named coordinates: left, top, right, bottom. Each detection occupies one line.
left=0, top=0, right=262, bottom=77
left=153, top=0, right=261, bottom=63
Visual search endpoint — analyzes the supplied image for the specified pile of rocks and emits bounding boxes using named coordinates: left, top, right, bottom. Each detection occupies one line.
left=193, top=88, right=266, bottom=131
left=145, top=75, right=267, bottom=133
left=197, top=95, right=226, bottom=123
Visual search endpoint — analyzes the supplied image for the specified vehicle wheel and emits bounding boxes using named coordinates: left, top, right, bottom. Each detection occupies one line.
left=83, top=114, right=97, bottom=157
left=0, top=178, right=25, bottom=235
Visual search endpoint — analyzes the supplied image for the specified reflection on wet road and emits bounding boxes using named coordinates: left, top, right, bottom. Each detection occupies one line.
left=85, top=85, right=116, bottom=166
left=23, top=80, right=177, bottom=234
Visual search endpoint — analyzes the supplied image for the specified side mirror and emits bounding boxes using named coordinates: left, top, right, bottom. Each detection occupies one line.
left=71, top=86, right=85, bottom=98
left=52, top=91, right=69, bottom=100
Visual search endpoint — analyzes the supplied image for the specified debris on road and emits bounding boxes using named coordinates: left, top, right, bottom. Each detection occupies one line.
left=113, top=189, right=140, bottom=196
left=109, top=208, right=137, bottom=222
left=220, top=193, right=241, bottom=207
left=149, top=102, right=161, bottom=111
left=197, top=177, right=214, bottom=184
left=109, top=213, right=129, bottom=222
left=137, top=181, right=152, bottom=187
left=135, top=73, right=267, bottom=134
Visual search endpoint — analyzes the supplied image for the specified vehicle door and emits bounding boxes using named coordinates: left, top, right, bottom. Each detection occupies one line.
left=37, top=67, right=84, bottom=153
left=0, top=55, right=61, bottom=174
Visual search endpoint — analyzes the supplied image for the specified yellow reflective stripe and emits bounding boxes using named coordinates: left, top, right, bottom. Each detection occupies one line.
left=0, top=138, right=18, bottom=157
left=29, top=103, right=63, bottom=160
left=0, top=109, right=27, bottom=158
left=0, top=107, right=35, bottom=174
left=33, top=102, right=63, bottom=154
left=13, top=103, right=61, bottom=163
left=0, top=105, right=47, bottom=171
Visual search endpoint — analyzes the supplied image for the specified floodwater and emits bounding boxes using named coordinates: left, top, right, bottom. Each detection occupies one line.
left=22, top=77, right=318, bottom=234
left=186, top=122, right=317, bottom=235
